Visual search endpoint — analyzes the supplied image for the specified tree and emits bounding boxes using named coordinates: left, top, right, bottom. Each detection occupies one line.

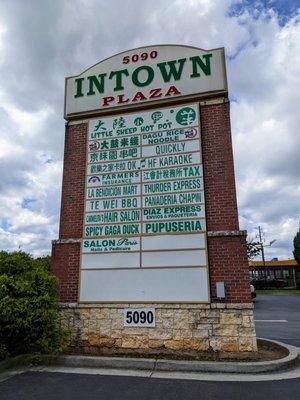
left=0, top=251, right=66, bottom=360
left=247, top=239, right=261, bottom=260
left=293, top=226, right=300, bottom=265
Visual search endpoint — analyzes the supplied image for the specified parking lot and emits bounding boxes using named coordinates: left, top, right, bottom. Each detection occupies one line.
left=253, top=293, right=300, bottom=347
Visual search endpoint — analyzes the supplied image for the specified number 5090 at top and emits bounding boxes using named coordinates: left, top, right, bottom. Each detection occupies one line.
left=123, top=51, right=158, bottom=64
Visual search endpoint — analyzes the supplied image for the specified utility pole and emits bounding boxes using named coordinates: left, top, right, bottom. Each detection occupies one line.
left=256, top=225, right=267, bottom=281
left=257, top=226, right=265, bottom=267
left=256, top=226, right=276, bottom=282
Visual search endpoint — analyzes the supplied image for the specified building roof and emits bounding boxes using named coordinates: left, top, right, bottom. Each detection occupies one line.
left=249, top=259, right=298, bottom=268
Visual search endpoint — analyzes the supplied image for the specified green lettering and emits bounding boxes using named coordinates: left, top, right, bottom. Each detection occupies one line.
left=132, top=66, right=154, bottom=87
left=109, top=69, right=129, bottom=91
left=189, top=54, right=212, bottom=77
left=157, top=58, right=186, bottom=82
left=74, top=77, right=84, bottom=98
left=87, top=74, right=107, bottom=96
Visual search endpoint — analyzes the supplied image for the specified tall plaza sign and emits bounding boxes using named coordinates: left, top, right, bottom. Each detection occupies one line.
left=65, top=45, right=227, bottom=117
left=52, top=45, right=257, bottom=356
left=66, top=45, right=228, bottom=303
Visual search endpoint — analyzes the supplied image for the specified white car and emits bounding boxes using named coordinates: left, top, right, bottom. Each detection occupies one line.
left=250, top=284, right=256, bottom=299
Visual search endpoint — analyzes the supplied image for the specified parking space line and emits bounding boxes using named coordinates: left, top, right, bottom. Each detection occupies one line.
left=255, top=319, right=288, bottom=322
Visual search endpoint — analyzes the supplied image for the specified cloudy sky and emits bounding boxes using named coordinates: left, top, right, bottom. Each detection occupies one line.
left=0, top=0, right=299, bottom=259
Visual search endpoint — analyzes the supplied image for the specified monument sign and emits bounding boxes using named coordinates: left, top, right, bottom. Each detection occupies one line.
left=52, top=45, right=257, bottom=357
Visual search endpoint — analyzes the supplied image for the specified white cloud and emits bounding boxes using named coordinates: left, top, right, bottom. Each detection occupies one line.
left=0, top=159, right=62, bottom=256
left=0, top=22, right=6, bottom=64
left=228, top=9, right=300, bottom=258
left=2, top=103, right=53, bottom=137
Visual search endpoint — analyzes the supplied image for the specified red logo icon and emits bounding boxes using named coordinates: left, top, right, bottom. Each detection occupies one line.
left=185, top=128, right=197, bottom=139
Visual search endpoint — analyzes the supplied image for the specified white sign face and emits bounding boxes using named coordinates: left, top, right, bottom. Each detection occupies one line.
left=65, top=45, right=227, bottom=117
left=124, top=308, right=155, bottom=327
left=79, top=102, right=209, bottom=303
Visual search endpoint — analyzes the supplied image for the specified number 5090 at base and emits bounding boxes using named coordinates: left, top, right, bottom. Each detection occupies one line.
left=124, top=308, right=155, bottom=327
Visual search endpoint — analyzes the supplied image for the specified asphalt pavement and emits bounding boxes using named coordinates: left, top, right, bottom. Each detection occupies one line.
left=253, top=294, right=300, bottom=347
left=0, top=371, right=300, bottom=400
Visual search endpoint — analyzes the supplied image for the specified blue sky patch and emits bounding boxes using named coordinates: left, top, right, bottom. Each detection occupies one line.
left=21, top=198, right=36, bottom=210
left=0, top=219, right=11, bottom=231
left=229, top=0, right=299, bottom=25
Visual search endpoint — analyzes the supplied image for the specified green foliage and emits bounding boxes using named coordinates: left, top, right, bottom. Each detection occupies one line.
left=35, top=255, right=51, bottom=272
left=293, top=228, right=300, bottom=265
left=0, top=251, right=67, bottom=360
left=247, top=239, right=262, bottom=260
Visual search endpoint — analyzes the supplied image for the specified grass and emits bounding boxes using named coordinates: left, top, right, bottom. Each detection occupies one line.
left=256, top=289, right=300, bottom=295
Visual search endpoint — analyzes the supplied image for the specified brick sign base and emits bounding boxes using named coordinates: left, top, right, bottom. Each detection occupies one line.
left=52, top=98, right=257, bottom=357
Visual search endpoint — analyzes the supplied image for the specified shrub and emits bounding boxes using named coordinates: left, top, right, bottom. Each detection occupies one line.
left=0, top=251, right=66, bottom=360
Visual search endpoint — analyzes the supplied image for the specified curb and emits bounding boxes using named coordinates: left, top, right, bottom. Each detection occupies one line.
left=41, top=338, right=300, bottom=374
left=51, top=339, right=298, bottom=374
left=1, top=338, right=299, bottom=375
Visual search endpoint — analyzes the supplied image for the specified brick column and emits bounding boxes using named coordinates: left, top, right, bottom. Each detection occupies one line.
left=201, top=101, right=250, bottom=303
left=51, top=122, right=87, bottom=302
